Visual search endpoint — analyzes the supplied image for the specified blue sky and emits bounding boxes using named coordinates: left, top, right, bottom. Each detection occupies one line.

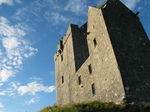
left=0, top=0, right=150, bottom=112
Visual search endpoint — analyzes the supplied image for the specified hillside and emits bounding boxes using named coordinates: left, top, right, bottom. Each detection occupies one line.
left=39, top=101, right=150, bottom=112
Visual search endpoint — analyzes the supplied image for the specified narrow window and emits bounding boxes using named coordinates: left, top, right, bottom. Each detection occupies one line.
left=88, top=64, right=92, bottom=74
left=60, top=40, right=63, bottom=50
left=61, top=55, right=63, bottom=61
left=78, top=76, right=81, bottom=85
left=93, top=38, right=97, bottom=47
left=61, top=76, right=64, bottom=83
left=93, top=25, right=95, bottom=29
left=91, top=83, right=95, bottom=95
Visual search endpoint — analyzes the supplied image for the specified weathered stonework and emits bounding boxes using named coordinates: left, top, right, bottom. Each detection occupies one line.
left=54, top=0, right=150, bottom=106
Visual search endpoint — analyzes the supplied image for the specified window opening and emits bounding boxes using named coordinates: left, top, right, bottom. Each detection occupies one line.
left=91, top=83, right=95, bottom=95
left=88, top=64, right=92, bottom=74
left=78, top=76, right=81, bottom=85
left=61, top=55, right=63, bottom=61
left=93, top=38, right=97, bottom=47
left=62, top=76, right=64, bottom=83
left=93, top=25, right=95, bottom=29
left=60, top=39, right=63, bottom=50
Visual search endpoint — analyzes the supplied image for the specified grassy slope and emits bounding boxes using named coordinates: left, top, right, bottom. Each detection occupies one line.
left=39, top=101, right=150, bottom=112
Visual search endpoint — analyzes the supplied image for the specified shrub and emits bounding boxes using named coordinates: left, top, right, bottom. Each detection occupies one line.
left=39, top=101, right=150, bottom=112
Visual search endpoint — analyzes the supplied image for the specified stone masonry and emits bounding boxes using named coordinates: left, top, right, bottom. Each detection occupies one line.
left=54, top=0, right=150, bottom=106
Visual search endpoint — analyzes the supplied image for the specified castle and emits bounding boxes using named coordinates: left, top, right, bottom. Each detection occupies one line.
left=54, top=0, right=150, bottom=106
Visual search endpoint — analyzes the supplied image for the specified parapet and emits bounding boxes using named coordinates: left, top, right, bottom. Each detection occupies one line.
left=54, top=24, right=79, bottom=61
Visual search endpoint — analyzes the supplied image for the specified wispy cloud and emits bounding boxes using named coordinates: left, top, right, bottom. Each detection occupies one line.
left=15, top=0, right=21, bottom=4
left=30, top=76, right=42, bottom=81
left=44, top=12, right=69, bottom=25
left=0, top=69, right=15, bottom=82
left=0, top=82, right=19, bottom=96
left=0, top=0, right=13, bottom=5
left=25, top=96, right=40, bottom=104
left=0, top=0, right=21, bottom=5
left=0, top=80, right=55, bottom=98
left=17, top=82, right=55, bottom=95
left=0, top=16, right=38, bottom=82
left=0, top=92, right=6, bottom=96
left=144, top=1, right=150, bottom=5
left=12, top=0, right=87, bottom=26
left=12, top=8, right=28, bottom=21
left=0, top=89, right=14, bottom=96
left=138, top=6, right=143, bottom=11
left=121, top=0, right=141, bottom=10
left=12, top=0, right=45, bottom=21
left=65, top=0, right=87, bottom=15
left=11, top=82, right=20, bottom=89
left=0, top=83, right=3, bottom=86
left=0, top=102, right=3, bottom=108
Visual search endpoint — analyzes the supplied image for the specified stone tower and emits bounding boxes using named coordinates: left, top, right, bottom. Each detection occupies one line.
left=54, top=0, right=150, bottom=106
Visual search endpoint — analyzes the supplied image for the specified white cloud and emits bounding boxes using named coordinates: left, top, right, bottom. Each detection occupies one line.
left=12, top=0, right=45, bottom=21
left=2, top=37, right=20, bottom=49
left=138, top=6, right=143, bottom=11
left=15, top=0, right=21, bottom=3
left=25, top=96, right=40, bottom=104
left=44, top=12, right=69, bottom=25
left=0, top=92, right=6, bottom=96
left=10, top=82, right=20, bottom=89
left=0, top=16, right=38, bottom=82
left=0, top=83, right=3, bottom=86
left=65, top=0, right=87, bottom=15
left=0, top=0, right=21, bottom=5
left=12, top=8, right=28, bottom=20
left=121, top=0, right=141, bottom=10
left=17, top=82, right=55, bottom=95
left=0, top=69, right=15, bottom=82
left=0, top=90, right=11, bottom=96
left=0, top=0, right=13, bottom=5
left=0, top=82, right=19, bottom=96
left=0, top=102, right=3, bottom=108
left=0, top=16, right=9, bottom=24
left=0, top=80, right=55, bottom=97
left=43, top=0, right=88, bottom=25
left=0, top=19, right=16, bottom=37
left=30, top=76, right=42, bottom=81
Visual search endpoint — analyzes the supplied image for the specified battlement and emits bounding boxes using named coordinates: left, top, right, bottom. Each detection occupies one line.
left=54, top=24, right=78, bottom=61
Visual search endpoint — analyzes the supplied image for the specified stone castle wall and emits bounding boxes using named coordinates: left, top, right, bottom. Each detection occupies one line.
left=102, top=0, right=150, bottom=103
left=54, top=0, right=150, bottom=106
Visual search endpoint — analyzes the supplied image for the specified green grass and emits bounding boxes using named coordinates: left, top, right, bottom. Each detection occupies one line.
left=39, top=101, right=150, bottom=112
